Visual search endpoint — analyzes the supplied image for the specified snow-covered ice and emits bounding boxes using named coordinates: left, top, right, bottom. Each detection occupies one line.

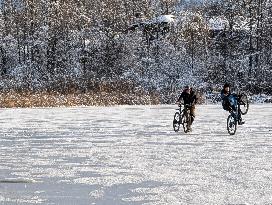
left=0, top=104, right=272, bottom=204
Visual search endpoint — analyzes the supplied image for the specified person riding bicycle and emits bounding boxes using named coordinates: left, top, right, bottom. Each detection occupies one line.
left=176, top=85, right=198, bottom=129
left=221, top=83, right=244, bottom=125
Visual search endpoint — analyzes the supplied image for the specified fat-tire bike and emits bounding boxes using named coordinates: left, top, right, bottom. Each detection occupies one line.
left=173, top=104, right=192, bottom=133
left=227, top=93, right=249, bottom=135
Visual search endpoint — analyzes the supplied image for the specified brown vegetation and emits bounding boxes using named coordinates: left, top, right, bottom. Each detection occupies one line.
left=0, top=81, right=160, bottom=108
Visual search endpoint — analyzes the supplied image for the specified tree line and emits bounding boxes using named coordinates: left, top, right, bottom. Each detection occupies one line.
left=0, top=0, right=271, bottom=102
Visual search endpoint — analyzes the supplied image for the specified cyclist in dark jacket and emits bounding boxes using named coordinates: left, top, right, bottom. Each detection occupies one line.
left=221, top=83, right=244, bottom=124
left=176, top=85, right=198, bottom=125
left=221, top=83, right=237, bottom=111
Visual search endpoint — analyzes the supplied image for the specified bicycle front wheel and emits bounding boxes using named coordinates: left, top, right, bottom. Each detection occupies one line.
left=227, top=114, right=237, bottom=135
left=173, top=112, right=181, bottom=132
left=239, top=93, right=249, bottom=115
left=181, top=112, right=191, bottom=133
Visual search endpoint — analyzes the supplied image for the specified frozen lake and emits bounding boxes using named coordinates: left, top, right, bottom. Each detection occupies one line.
left=0, top=104, right=272, bottom=204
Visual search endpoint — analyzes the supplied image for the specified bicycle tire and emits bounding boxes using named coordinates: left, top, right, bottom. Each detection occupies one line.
left=173, top=112, right=181, bottom=132
left=182, top=110, right=191, bottom=133
left=227, top=114, right=237, bottom=135
left=239, top=93, right=249, bottom=115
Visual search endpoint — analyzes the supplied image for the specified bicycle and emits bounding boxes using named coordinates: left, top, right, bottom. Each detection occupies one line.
left=173, top=104, right=192, bottom=133
left=227, top=93, right=249, bottom=135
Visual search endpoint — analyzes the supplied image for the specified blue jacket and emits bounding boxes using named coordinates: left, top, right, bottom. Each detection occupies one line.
left=221, top=89, right=230, bottom=101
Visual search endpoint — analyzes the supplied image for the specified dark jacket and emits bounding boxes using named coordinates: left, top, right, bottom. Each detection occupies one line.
left=221, top=89, right=230, bottom=110
left=177, top=90, right=197, bottom=105
left=221, top=89, right=239, bottom=111
left=220, top=89, right=230, bottom=101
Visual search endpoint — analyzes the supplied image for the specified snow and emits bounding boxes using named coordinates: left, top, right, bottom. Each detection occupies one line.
left=250, top=94, right=272, bottom=103
left=208, top=16, right=229, bottom=30
left=154, top=15, right=176, bottom=24
left=146, top=15, right=176, bottom=25
left=0, top=104, right=272, bottom=204
left=207, top=16, right=255, bottom=31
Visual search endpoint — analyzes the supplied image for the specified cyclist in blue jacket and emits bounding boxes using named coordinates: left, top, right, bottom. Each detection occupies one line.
left=221, top=83, right=237, bottom=112
left=221, top=83, right=244, bottom=124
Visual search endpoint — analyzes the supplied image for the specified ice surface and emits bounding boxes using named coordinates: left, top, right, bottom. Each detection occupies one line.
left=0, top=104, right=272, bottom=204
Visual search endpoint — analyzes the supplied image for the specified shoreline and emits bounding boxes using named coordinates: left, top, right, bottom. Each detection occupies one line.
left=0, top=91, right=161, bottom=108
left=0, top=91, right=271, bottom=108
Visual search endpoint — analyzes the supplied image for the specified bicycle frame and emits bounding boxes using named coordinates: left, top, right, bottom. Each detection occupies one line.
left=177, top=104, right=191, bottom=118
left=227, top=93, right=248, bottom=135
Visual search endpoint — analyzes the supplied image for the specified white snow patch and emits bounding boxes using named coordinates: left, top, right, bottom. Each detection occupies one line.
left=208, top=16, right=229, bottom=30
left=0, top=105, right=271, bottom=204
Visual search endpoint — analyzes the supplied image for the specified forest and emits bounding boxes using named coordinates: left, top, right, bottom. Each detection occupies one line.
left=0, top=0, right=271, bottom=106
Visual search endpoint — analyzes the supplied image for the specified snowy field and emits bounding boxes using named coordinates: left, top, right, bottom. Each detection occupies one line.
left=0, top=104, right=272, bottom=205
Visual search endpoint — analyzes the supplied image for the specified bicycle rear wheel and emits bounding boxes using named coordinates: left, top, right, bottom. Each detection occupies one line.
left=239, top=94, right=249, bottom=115
left=173, top=112, right=181, bottom=132
left=227, top=114, right=237, bottom=135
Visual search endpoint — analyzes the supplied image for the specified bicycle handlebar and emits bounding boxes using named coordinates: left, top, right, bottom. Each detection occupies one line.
left=176, top=103, right=193, bottom=109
